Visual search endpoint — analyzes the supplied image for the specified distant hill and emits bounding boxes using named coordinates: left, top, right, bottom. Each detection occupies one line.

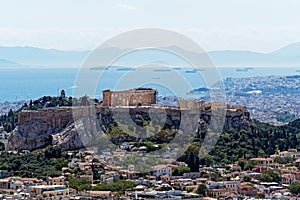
left=75, top=43, right=300, bottom=67
left=208, top=43, right=300, bottom=67
left=0, top=46, right=89, bottom=67
left=272, top=42, right=300, bottom=57
left=1, top=42, right=300, bottom=67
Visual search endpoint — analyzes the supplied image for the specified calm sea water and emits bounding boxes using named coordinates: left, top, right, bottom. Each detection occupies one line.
left=1, top=67, right=300, bottom=103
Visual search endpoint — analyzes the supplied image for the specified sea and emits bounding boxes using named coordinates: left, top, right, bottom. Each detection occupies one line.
left=1, top=66, right=300, bottom=103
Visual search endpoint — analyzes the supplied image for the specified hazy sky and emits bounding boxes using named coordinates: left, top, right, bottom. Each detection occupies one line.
left=1, top=0, right=300, bottom=52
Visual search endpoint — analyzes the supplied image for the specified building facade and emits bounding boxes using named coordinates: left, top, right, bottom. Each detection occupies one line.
left=102, top=88, right=157, bottom=107
left=177, top=99, right=205, bottom=109
left=30, top=185, right=69, bottom=200
left=152, top=165, right=172, bottom=177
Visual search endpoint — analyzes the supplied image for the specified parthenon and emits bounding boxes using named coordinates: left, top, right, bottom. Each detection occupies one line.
left=102, top=88, right=157, bottom=106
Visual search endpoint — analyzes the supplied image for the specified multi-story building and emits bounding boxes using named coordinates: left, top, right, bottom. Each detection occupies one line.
left=152, top=165, right=172, bottom=177
left=249, top=158, right=273, bottom=167
left=0, top=178, right=10, bottom=190
left=279, top=148, right=300, bottom=159
left=205, top=181, right=240, bottom=191
left=30, top=185, right=69, bottom=200
left=46, top=176, right=66, bottom=186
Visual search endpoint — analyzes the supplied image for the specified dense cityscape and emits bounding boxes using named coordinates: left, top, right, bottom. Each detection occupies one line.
left=1, top=86, right=300, bottom=199
left=225, top=75, right=300, bottom=126
left=2, top=1, right=300, bottom=199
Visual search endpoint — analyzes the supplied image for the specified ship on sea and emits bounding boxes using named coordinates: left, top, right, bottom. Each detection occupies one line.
left=185, top=68, right=206, bottom=73
left=89, top=66, right=108, bottom=70
left=185, top=69, right=196, bottom=73
left=172, top=67, right=182, bottom=70
left=153, top=69, right=171, bottom=72
left=236, top=67, right=254, bottom=72
left=116, top=67, right=135, bottom=71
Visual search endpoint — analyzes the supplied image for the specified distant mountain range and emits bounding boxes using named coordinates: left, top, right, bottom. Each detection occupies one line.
left=208, top=42, right=300, bottom=67
left=0, top=46, right=88, bottom=67
left=1, top=42, right=300, bottom=67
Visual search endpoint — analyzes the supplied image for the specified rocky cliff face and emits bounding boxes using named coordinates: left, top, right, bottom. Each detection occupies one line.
left=7, top=116, right=100, bottom=151
left=51, top=122, right=84, bottom=151
left=52, top=115, right=100, bottom=151
left=7, top=119, right=53, bottom=150
left=7, top=107, right=252, bottom=151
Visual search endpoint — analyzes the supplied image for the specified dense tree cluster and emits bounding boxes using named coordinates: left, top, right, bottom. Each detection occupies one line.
left=172, top=165, right=191, bottom=176
left=103, top=114, right=300, bottom=172
left=260, top=170, right=280, bottom=182
left=0, top=146, right=68, bottom=180
left=0, top=108, right=17, bottom=132
left=178, top=120, right=299, bottom=170
left=67, top=177, right=92, bottom=192
left=67, top=178, right=138, bottom=195
left=92, top=180, right=137, bottom=194
left=196, top=184, right=207, bottom=196
left=25, top=96, right=73, bottom=110
left=289, top=181, right=300, bottom=195
left=99, top=115, right=300, bottom=172
left=0, top=142, right=4, bottom=151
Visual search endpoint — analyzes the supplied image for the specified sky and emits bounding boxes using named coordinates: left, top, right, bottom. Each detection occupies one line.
left=1, top=0, right=300, bottom=52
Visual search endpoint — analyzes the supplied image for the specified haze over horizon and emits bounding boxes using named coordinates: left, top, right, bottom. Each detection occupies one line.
left=0, top=40, right=299, bottom=53
left=1, top=0, right=300, bottom=53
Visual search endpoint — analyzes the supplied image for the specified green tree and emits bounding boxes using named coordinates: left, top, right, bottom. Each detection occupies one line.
left=274, top=156, right=294, bottom=164
left=0, top=151, right=68, bottom=180
left=243, top=176, right=251, bottom=182
left=144, top=141, right=156, bottom=152
left=178, top=142, right=200, bottom=172
left=0, top=142, right=5, bottom=151
left=45, top=146, right=62, bottom=159
left=196, top=184, right=207, bottom=196
left=289, top=181, right=300, bottom=195
left=244, top=160, right=258, bottom=170
left=67, top=177, right=92, bottom=191
left=92, top=180, right=137, bottom=194
left=261, top=170, right=280, bottom=182
left=173, top=166, right=191, bottom=176
left=0, top=162, right=9, bottom=170
left=156, top=130, right=172, bottom=143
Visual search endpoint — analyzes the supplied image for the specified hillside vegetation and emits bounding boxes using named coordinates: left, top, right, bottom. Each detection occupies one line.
left=179, top=119, right=299, bottom=171
left=1, top=96, right=300, bottom=171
